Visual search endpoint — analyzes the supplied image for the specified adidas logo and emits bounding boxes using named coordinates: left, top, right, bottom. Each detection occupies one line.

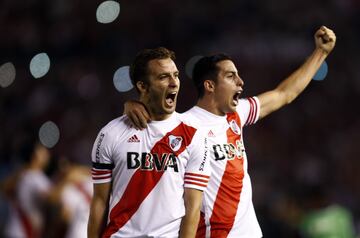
left=128, top=135, right=140, bottom=143
left=208, top=130, right=215, bottom=137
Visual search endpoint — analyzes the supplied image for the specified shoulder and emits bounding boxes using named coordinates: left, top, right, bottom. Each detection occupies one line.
left=237, top=97, right=259, bottom=108
left=180, top=108, right=202, bottom=129
left=236, top=97, right=260, bottom=126
left=98, top=115, right=133, bottom=140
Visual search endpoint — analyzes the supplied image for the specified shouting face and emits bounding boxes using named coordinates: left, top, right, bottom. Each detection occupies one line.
left=140, top=58, right=180, bottom=120
left=212, top=60, right=244, bottom=115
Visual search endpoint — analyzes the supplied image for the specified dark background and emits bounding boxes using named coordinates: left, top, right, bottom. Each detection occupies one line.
left=1, top=0, right=359, bottom=236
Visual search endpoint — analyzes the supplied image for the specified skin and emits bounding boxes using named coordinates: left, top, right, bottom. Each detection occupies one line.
left=179, top=188, right=204, bottom=238
left=137, top=58, right=180, bottom=121
left=197, top=60, right=244, bottom=116
left=88, top=57, right=204, bottom=238
left=88, top=183, right=111, bottom=238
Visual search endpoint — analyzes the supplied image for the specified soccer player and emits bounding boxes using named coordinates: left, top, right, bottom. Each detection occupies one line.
left=124, top=26, right=336, bottom=237
left=49, top=162, right=92, bottom=238
left=3, top=140, right=52, bottom=238
left=87, top=47, right=211, bottom=238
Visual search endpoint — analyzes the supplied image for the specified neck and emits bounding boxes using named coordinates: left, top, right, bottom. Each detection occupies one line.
left=196, top=95, right=225, bottom=116
left=28, top=159, right=44, bottom=171
left=149, top=111, right=172, bottom=121
left=139, top=97, right=172, bottom=121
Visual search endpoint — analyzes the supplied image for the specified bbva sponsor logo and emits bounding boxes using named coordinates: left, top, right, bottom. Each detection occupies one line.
left=127, top=152, right=179, bottom=172
left=213, top=140, right=245, bottom=161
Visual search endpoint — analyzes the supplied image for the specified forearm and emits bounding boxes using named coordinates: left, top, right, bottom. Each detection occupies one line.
left=88, top=183, right=111, bottom=238
left=87, top=199, right=108, bottom=238
left=276, top=48, right=328, bottom=104
left=258, top=48, right=328, bottom=119
left=179, top=188, right=203, bottom=238
left=179, top=211, right=200, bottom=238
left=258, top=26, right=336, bottom=119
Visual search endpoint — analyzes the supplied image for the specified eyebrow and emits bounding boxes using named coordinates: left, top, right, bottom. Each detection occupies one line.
left=158, top=71, right=179, bottom=77
left=224, top=70, right=237, bottom=75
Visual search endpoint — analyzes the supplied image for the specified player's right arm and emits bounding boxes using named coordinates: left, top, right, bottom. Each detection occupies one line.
left=88, top=182, right=111, bottom=238
left=88, top=126, right=116, bottom=238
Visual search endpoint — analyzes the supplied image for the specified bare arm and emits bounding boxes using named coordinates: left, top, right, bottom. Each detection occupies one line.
left=123, top=100, right=151, bottom=130
left=88, top=183, right=111, bottom=238
left=179, top=188, right=203, bottom=238
left=257, top=26, right=336, bottom=119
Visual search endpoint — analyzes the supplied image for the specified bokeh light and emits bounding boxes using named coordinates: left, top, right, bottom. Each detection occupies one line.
left=30, top=53, right=51, bottom=79
left=0, top=62, right=16, bottom=88
left=96, top=1, right=120, bottom=24
left=313, top=61, right=328, bottom=81
left=38, top=121, right=60, bottom=148
left=113, top=65, right=133, bottom=92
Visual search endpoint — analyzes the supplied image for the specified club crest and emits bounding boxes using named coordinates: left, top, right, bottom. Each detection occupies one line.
left=168, top=135, right=183, bottom=152
left=229, top=120, right=241, bottom=135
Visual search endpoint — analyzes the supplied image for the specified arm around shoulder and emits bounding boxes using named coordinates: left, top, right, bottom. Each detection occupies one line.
left=123, top=100, right=150, bottom=130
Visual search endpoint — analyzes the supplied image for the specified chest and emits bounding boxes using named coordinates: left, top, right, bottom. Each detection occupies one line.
left=204, top=122, right=246, bottom=162
left=112, top=130, right=189, bottom=173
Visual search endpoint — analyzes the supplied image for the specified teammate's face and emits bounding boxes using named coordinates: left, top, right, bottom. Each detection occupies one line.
left=213, top=60, right=244, bottom=114
left=33, top=144, right=50, bottom=169
left=142, top=58, right=180, bottom=120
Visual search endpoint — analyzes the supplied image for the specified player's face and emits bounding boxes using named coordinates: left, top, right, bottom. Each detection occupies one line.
left=34, top=144, right=51, bottom=169
left=144, top=58, right=180, bottom=120
left=213, top=60, right=244, bottom=114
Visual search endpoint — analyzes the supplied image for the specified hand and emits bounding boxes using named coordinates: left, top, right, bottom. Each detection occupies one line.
left=123, top=100, right=150, bottom=130
left=315, top=26, right=336, bottom=54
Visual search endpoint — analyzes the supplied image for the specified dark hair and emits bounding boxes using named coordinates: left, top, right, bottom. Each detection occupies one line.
left=192, top=53, right=232, bottom=98
left=130, top=47, right=176, bottom=93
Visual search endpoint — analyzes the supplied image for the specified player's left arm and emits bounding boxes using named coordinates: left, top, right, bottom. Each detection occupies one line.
left=179, top=188, right=203, bottom=238
left=257, top=26, right=336, bottom=120
left=179, top=128, right=211, bottom=238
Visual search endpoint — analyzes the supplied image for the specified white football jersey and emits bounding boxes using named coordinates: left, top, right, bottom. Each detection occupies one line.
left=91, top=112, right=211, bottom=238
left=5, top=170, right=51, bottom=238
left=184, top=97, right=263, bottom=238
left=61, top=177, right=92, bottom=238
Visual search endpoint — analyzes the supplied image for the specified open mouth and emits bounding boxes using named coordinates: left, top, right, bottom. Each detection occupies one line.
left=232, top=91, right=242, bottom=105
left=165, top=92, right=177, bottom=107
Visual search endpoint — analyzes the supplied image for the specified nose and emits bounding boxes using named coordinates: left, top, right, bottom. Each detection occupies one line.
left=236, top=75, right=244, bottom=87
left=169, top=74, right=179, bottom=87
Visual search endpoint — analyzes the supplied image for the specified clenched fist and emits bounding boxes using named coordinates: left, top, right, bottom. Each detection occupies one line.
left=315, top=26, right=336, bottom=54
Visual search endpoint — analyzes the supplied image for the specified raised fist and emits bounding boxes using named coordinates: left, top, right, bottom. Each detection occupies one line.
left=315, top=26, right=336, bottom=54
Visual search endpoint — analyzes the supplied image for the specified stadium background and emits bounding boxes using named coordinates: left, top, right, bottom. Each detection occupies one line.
left=1, top=0, right=359, bottom=237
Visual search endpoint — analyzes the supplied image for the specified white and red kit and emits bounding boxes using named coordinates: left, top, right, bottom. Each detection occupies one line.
left=91, top=112, right=211, bottom=238
left=184, top=97, right=263, bottom=238
left=61, top=176, right=93, bottom=238
left=5, top=170, right=52, bottom=238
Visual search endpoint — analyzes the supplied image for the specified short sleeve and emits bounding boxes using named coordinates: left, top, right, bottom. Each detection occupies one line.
left=236, top=96, right=260, bottom=127
left=184, top=130, right=211, bottom=191
left=91, top=130, right=115, bottom=184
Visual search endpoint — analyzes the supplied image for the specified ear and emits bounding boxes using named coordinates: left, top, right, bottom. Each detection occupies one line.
left=136, top=81, right=147, bottom=93
left=203, top=80, right=215, bottom=93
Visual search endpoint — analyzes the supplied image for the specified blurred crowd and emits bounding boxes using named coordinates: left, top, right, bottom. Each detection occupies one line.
left=1, top=0, right=359, bottom=237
